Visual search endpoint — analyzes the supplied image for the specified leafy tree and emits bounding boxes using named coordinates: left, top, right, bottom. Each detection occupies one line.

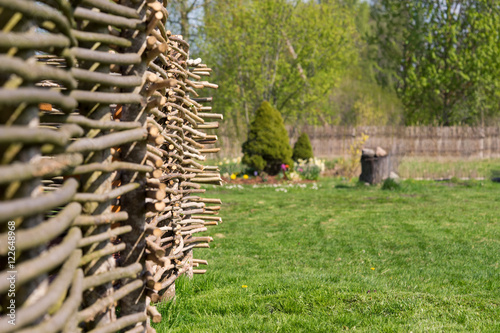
left=314, top=0, right=404, bottom=126
left=242, top=101, right=293, bottom=175
left=292, top=133, right=314, bottom=161
left=371, top=0, right=500, bottom=125
left=166, top=0, right=206, bottom=48
left=200, top=0, right=359, bottom=135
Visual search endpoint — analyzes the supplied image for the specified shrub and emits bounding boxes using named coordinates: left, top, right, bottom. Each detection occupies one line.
left=337, top=132, right=369, bottom=179
left=242, top=101, right=293, bottom=175
left=216, top=157, right=245, bottom=178
left=295, top=158, right=325, bottom=180
left=381, top=177, right=401, bottom=191
left=292, top=132, right=314, bottom=161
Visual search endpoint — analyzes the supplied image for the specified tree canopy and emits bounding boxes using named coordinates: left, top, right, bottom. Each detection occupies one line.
left=167, top=0, right=500, bottom=130
left=371, top=0, right=500, bottom=125
left=200, top=0, right=359, bottom=134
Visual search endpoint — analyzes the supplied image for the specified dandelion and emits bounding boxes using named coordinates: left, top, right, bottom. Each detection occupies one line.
left=242, top=285, right=248, bottom=288
left=230, top=173, right=237, bottom=180
left=371, top=267, right=375, bottom=270
left=243, top=174, right=249, bottom=179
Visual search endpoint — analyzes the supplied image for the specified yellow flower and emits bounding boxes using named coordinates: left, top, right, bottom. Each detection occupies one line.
left=230, top=174, right=236, bottom=180
left=242, top=285, right=248, bottom=288
left=243, top=174, right=249, bottom=179
left=371, top=267, right=375, bottom=270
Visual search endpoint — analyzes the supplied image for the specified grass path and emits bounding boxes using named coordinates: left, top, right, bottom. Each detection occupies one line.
left=155, top=179, right=499, bottom=332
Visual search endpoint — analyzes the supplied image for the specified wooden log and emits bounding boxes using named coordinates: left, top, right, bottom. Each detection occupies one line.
left=359, top=148, right=393, bottom=184
left=147, top=305, right=162, bottom=323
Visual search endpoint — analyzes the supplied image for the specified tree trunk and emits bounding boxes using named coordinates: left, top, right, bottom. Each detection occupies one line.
left=359, top=150, right=393, bottom=184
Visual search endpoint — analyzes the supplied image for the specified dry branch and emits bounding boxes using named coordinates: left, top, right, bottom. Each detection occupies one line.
left=0, top=178, right=78, bottom=223
left=0, top=202, right=81, bottom=255
left=0, top=227, right=81, bottom=294
left=15, top=270, right=83, bottom=333
left=72, top=161, right=152, bottom=175
left=77, top=279, right=143, bottom=323
left=73, top=182, right=139, bottom=203
left=83, top=263, right=142, bottom=290
left=72, top=29, right=132, bottom=47
left=0, top=154, right=83, bottom=184
left=0, top=124, right=83, bottom=145
left=0, top=55, right=77, bottom=88
left=81, top=0, right=140, bottom=19
left=0, top=250, right=82, bottom=332
left=73, top=212, right=129, bottom=226
left=0, top=88, right=77, bottom=111
left=66, top=128, right=147, bottom=153
left=87, top=313, right=148, bottom=333
left=80, top=243, right=127, bottom=266
left=78, top=226, right=132, bottom=247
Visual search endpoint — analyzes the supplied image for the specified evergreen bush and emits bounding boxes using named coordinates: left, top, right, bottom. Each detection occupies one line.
left=242, top=101, right=293, bottom=175
left=292, top=132, right=314, bottom=161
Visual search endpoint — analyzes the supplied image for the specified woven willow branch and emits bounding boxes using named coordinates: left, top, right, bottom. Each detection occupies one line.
left=0, top=1, right=222, bottom=332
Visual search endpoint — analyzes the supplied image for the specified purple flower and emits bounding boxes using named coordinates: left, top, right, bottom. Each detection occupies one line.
left=281, top=164, right=286, bottom=171
left=254, top=171, right=258, bottom=176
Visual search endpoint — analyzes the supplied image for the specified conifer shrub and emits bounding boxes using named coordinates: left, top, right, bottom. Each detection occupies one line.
left=292, top=132, right=314, bottom=161
left=242, top=101, right=293, bottom=175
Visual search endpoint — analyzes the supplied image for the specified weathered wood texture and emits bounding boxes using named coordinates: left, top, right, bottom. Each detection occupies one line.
left=218, top=126, right=500, bottom=159
left=359, top=155, right=393, bottom=184
left=0, top=1, right=221, bottom=332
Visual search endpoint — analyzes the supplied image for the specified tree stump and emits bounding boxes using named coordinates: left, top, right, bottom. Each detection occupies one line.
left=359, top=147, right=393, bottom=184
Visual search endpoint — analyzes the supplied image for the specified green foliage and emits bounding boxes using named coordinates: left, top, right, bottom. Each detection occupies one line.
left=337, top=132, right=369, bottom=179
left=294, top=158, right=325, bottom=181
left=242, top=155, right=266, bottom=173
left=155, top=178, right=500, bottom=332
left=214, top=157, right=245, bottom=177
left=372, top=0, right=500, bottom=125
left=292, top=133, right=313, bottom=161
left=325, top=72, right=404, bottom=126
left=381, top=177, right=401, bottom=191
left=297, top=165, right=321, bottom=181
left=242, top=101, right=293, bottom=175
left=319, top=1, right=404, bottom=126
left=201, top=0, right=359, bottom=134
left=324, top=158, right=339, bottom=171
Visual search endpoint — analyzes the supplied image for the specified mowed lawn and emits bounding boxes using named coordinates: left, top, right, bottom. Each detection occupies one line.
left=154, top=179, right=500, bottom=332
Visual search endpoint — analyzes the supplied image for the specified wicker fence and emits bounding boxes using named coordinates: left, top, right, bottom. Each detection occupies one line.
left=219, top=125, right=500, bottom=159
left=0, top=1, right=221, bottom=332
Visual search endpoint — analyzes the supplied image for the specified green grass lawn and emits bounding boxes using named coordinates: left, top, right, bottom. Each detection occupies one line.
left=397, top=157, right=500, bottom=180
left=154, top=179, right=500, bottom=332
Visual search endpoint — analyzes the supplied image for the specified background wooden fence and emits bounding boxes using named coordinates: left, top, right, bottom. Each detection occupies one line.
left=218, top=125, right=500, bottom=159
left=0, top=1, right=221, bottom=332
